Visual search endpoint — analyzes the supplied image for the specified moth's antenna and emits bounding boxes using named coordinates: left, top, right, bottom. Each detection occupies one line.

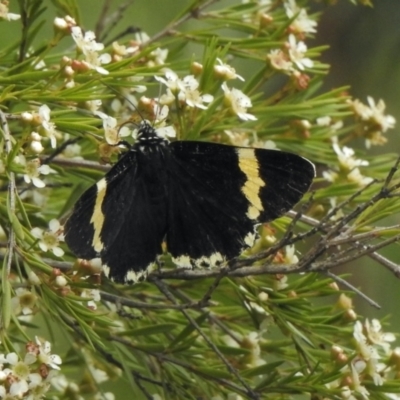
left=99, top=79, right=147, bottom=123
left=152, top=80, right=164, bottom=128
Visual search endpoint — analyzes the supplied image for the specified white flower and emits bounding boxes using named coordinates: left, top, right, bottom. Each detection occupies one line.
left=267, top=49, right=293, bottom=72
left=50, top=373, right=69, bottom=392
left=95, top=111, right=130, bottom=145
left=155, top=125, right=176, bottom=140
left=156, top=71, right=214, bottom=110
left=82, top=50, right=111, bottom=75
left=323, top=140, right=372, bottom=187
left=71, top=26, right=111, bottom=75
left=0, top=1, right=20, bottom=21
left=353, top=321, right=378, bottom=361
left=0, top=351, right=40, bottom=399
left=316, top=116, right=343, bottom=132
left=221, top=83, right=257, bottom=121
left=38, top=104, right=60, bottom=148
left=332, top=142, right=368, bottom=171
left=346, top=168, right=373, bottom=186
left=214, top=58, right=244, bottom=81
left=284, top=0, right=317, bottom=34
left=31, top=219, right=65, bottom=257
left=349, top=96, right=396, bottom=148
left=224, top=129, right=251, bottom=147
left=85, top=99, right=102, bottom=113
left=241, top=0, right=273, bottom=24
left=364, top=319, right=395, bottom=355
left=88, top=364, right=109, bottom=383
left=71, top=26, right=104, bottom=54
left=63, top=142, right=82, bottom=159
left=112, top=41, right=138, bottom=58
left=154, top=70, right=182, bottom=92
left=22, top=157, right=55, bottom=188
left=11, top=288, right=37, bottom=316
left=33, top=337, right=62, bottom=370
left=177, top=75, right=214, bottom=109
left=284, top=245, right=298, bottom=264
left=134, top=31, right=150, bottom=44
left=10, top=379, right=29, bottom=397
left=21, top=104, right=61, bottom=148
left=349, top=363, right=370, bottom=399
left=81, top=289, right=101, bottom=310
left=149, top=47, right=168, bottom=66
left=273, top=274, right=288, bottom=291
left=287, top=34, right=314, bottom=70
left=351, top=97, right=396, bottom=131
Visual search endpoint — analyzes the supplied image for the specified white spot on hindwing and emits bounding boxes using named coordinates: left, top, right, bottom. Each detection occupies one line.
left=103, top=262, right=156, bottom=284
left=173, top=253, right=225, bottom=268
left=244, top=230, right=257, bottom=247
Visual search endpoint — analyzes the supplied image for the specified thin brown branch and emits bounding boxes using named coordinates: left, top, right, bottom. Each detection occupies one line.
left=42, top=156, right=110, bottom=172
left=324, top=271, right=381, bottom=309
left=310, top=233, right=400, bottom=273
left=100, top=290, right=208, bottom=310
left=143, top=0, right=221, bottom=47
left=95, top=0, right=137, bottom=44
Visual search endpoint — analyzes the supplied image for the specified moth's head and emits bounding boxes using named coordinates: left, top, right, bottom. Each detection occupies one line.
left=136, top=120, right=158, bottom=140
left=135, top=120, right=175, bottom=144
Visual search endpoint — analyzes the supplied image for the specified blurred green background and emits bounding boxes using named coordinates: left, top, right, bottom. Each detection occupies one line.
left=313, top=0, right=400, bottom=327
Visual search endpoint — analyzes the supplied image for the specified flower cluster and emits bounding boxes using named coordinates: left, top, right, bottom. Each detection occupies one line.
left=71, top=26, right=111, bottom=75
left=0, top=337, right=61, bottom=399
left=265, top=0, right=316, bottom=88
left=323, top=139, right=373, bottom=187
left=268, top=34, right=314, bottom=75
left=156, top=62, right=256, bottom=121
left=156, top=70, right=214, bottom=110
left=348, top=96, right=396, bottom=148
left=21, top=104, right=61, bottom=150
left=327, top=319, right=399, bottom=399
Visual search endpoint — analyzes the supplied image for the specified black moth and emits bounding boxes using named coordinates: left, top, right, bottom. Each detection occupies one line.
left=64, top=121, right=315, bottom=283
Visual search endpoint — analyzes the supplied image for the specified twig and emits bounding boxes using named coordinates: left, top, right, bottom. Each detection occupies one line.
left=143, top=0, right=221, bottom=46
left=311, top=233, right=400, bottom=273
left=42, top=156, right=110, bottom=172
left=152, top=279, right=259, bottom=399
left=96, top=0, right=137, bottom=43
left=324, top=271, right=381, bottom=309
left=42, top=138, right=81, bottom=165
left=100, top=290, right=205, bottom=310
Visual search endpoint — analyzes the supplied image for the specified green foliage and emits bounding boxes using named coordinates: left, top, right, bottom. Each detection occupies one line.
left=0, top=0, right=399, bottom=399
